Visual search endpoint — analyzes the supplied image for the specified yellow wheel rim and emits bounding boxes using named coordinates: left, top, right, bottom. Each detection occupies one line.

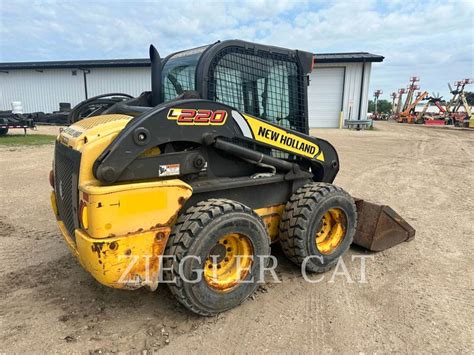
left=204, top=233, right=253, bottom=292
left=315, top=208, right=347, bottom=255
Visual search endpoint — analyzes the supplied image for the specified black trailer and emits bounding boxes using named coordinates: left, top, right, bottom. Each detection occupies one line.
left=0, top=111, right=36, bottom=135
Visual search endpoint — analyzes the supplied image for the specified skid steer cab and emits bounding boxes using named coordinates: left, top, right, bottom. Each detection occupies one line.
left=50, top=40, right=415, bottom=316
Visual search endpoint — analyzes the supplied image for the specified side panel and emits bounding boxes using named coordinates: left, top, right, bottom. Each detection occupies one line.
left=80, top=180, right=192, bottom=238
left=255, top=204, right=285, bottom=240
left=186, top=177, right=309, bottom=211
left=75, top=227, right=170, bottom=290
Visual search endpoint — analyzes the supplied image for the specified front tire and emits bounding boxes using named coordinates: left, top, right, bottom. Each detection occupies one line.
left=164, top=199, right=270, bottom=316
left=279, top=183, right=357, bottom=273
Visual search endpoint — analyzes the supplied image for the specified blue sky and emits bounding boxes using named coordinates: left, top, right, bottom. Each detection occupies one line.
left=1, top=0, right=473, bottom=99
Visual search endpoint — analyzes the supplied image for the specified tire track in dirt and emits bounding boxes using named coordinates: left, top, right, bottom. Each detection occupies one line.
left=0, top=218, right=16, bottom=237
left=0, top=255, right=74, bottom=298
left=0, top=220, right=65, bottom=275
left=1, top=123, right=473, bottom=353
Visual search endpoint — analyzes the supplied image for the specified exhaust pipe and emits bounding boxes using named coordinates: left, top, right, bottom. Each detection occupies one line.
left=149, top=45, right=162, bottom=106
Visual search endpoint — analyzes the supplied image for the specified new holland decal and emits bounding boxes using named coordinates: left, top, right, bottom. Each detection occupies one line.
left=242, top=114, right=325, bottom=161
left=167, top=108, right=228, bottom=125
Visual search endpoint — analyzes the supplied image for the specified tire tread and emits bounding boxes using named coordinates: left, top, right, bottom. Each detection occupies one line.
left=279, top=182, right=357, bottom=272
left=164, top=198, right=266, bottom=316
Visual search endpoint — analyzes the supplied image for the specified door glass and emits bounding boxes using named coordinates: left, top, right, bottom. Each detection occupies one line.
left=161, top=45, right=209, bottom=101
left=211, top=51, right=301, bottom=131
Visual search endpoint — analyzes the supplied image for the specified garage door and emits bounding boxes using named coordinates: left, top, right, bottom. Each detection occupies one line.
left=308, top=67, right=345, bottom=128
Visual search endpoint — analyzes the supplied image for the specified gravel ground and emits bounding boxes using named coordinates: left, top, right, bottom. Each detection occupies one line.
left=0, top=121, right=472, bottom=353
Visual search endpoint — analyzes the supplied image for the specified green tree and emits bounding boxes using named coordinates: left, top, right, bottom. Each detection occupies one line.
left=368, top=100, right=375, bottom=112
left=368, top=99, right=392, bottom=113
left=464, top=91, right=474, bottom=105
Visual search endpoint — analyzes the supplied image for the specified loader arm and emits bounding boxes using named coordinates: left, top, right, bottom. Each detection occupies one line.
left=93, top=99, right=339, bottom=184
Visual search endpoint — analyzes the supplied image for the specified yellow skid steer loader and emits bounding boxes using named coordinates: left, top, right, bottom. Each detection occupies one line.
left=50, top=40, right=415, bottom=315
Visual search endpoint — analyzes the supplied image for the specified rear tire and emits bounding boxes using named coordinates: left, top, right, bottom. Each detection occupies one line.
left=279, top=183, right=357, bottom=273
left=164, top=198, right=270, bottom=316
left=0, top=128, right=8, bottom=136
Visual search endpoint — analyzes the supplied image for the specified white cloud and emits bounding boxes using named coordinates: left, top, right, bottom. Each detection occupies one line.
left=0, top=0, right=472, bottom=97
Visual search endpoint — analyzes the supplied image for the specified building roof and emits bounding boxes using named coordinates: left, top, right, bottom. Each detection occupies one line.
left=314, top=52, right=384, bottom=64
left=0, top=58, right=151, bottom=70
left=0, top=52, right=383, bottom=70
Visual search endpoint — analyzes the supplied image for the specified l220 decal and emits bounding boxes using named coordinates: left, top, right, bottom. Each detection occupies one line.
left=167, top=109, right=228, bottom=125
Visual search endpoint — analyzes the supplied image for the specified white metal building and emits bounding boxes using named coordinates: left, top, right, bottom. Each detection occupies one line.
left=0, top=52, right=383, bottom=128
left=308, top=53, right=384, bottom=127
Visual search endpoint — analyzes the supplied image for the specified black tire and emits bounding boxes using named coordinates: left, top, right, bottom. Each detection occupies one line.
left=279, top=183, right=357, bottom=273
left=164, top=198, right=270, bottom=316
left=0, top=128, right=8, bottom=136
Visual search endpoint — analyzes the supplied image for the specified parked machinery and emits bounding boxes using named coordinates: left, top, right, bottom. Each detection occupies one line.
left=390, top=92, right=397, bottom=114
left=398, top=90, right=429, bottom=123
left=49, top=40, right=415, bottom=315
left=394, top=77, right=431, bottom=124
left=415, top=94, right=447, bottom=124
left=446, top=80, right=463, bottom=113
left=390, top=88, right=406, bottom=120
left=390, top=77, right=472, bottom=127
left=371, top=89, right=384, bottom=120
left=0, top=101, right=36, bottom=136
left=402, top=77, right=420, bottom=112
left=68, top=93, right=134, bottom=124
left=447, top=79, right=473, bottom=127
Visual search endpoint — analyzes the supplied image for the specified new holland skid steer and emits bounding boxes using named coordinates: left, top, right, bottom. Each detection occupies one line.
left=50, top=40, right=415, bottom=315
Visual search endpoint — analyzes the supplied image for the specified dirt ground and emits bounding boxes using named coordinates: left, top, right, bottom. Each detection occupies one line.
left=0, top=122, right=472, bottom=353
